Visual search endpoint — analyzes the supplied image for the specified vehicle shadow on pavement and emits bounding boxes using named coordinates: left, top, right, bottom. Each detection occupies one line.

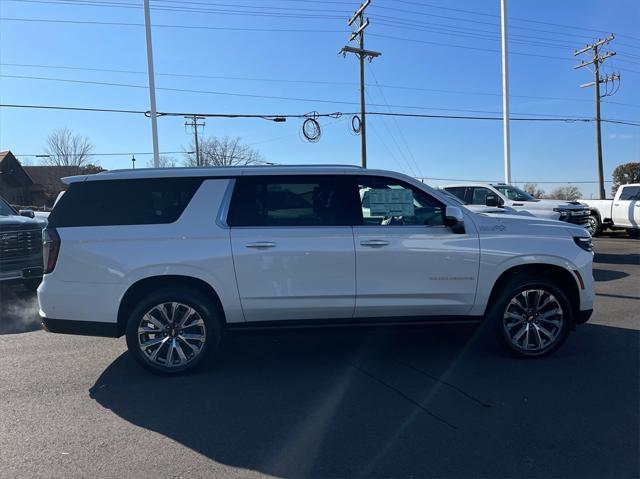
left=90, top=323, right=639, bottom=478
left=594, top=252, right=640, bottom=266
left=0, top=286, right=41, bottom=335
left=593, top=268, right=629, bottom=282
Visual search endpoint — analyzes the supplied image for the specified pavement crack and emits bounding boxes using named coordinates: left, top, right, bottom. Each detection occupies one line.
left=347, top=360, right=458, bottom=430
left=394, top=358, right=492, bottom=409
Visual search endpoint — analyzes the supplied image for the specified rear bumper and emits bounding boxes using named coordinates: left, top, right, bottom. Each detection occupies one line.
left=577, top=309, right=593, bottom=325
left=41, top=316, right=119, bottom=338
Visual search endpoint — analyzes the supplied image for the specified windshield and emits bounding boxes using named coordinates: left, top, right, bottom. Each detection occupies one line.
left=494, top=185, right=537, bottom=202
left=0, top=197, right=17, bottom=216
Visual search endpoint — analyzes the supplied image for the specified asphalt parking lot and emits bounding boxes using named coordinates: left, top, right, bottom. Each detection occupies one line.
left=0, top=234, right=638, bottom=479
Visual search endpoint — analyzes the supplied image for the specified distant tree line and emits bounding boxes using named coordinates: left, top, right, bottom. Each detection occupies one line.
left=37, top=129, right=640, bottom=201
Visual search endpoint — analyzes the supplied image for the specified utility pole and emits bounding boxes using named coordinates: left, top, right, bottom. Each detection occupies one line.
left=184, top=115, right=205, bottom=166
left=500, top=0, right=511, bottom=184
left=574, top=34, right=619, bottom=199
left=143, top=0, right=160, bottom=168
left=340, top=0, right=380, bottom=168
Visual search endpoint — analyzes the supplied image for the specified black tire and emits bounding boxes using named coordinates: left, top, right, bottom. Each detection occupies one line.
left=125, top=287, right=223, bottom=375
left=23, top=278, right=42, bottom=292
left=587, top=214, right=602, bottom=237
left=486, top=275, right=573, bottom=358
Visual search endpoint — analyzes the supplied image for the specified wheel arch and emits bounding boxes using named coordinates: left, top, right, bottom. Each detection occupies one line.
left=588, top=208, right=601, bottom=221
left=484, top=264, right=580, bottom=319
left=117, top=275, right=226, bottom=336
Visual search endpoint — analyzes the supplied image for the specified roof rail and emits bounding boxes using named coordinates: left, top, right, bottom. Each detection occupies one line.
left=104, top=164, right=363, bottom=173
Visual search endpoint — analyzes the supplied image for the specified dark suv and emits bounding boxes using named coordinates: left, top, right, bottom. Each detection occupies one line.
left=0, top=196, right=45, bottom=291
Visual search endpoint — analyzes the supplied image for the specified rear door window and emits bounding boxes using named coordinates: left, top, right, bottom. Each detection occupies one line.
left=227, top=175, right=354, bottom=227
left=48, top=178, right=203, bottom=227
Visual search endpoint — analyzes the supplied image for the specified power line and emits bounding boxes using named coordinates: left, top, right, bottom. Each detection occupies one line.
left=381, top=0, right=640, bottom=43
left=3, top=61, right=640, bottom=109
left=0, top=16, right=343, bottom=32
left=9, top=73, right=621, bottom=117
left=5, top=0, right=639, bottom=51
left=2, top=103, right=639, bottom=126
left=13, top=150, right=187, bottom=157
left=367, top=64, right=423, bottom=177
left=3, top=0, right=347, bottom=19
left=3, top=15, right=639, bottom=69
left=364, top=90, right=418, bottom=177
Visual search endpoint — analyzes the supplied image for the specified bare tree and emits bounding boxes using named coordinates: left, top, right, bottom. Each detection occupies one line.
left=184, top=136, right=263, bottom=167
left=522, top=183, right=545, bottom=198
left=44, top=127, right=94, bottom=169
left=549, top=185, right=582, bottom=201
left=146, top=156, right=177, bottom=168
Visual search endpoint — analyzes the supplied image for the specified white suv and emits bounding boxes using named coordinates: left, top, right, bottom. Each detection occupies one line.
left=38, top=166, right=594, bottom=374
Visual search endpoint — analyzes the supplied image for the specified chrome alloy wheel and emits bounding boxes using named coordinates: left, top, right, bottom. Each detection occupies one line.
left=137, top=302, right=206, bottom=368
left=586, top=215, right=598, bottom=236
left=503, top=289, right=564, bottom=353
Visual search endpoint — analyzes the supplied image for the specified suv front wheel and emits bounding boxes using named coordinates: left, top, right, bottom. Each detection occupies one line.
left=488, top=276, right=573, bottom=357
left=125, top=287, right=222, bottom=375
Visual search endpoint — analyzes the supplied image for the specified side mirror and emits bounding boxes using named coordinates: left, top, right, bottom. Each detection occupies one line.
left=444, top=206, right=465, bottom=234
left=19, top=209, right=35, bottom=219
left=485, top=194, right=503, bottom=207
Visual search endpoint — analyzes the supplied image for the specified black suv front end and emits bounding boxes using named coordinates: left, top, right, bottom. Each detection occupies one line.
left=0, top=197, right=45, bottom=291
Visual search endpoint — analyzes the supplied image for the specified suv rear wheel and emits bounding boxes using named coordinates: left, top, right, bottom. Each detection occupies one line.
left=488, top=276, right=572, bottom=357
left=125, top=287, right=222, bottom=375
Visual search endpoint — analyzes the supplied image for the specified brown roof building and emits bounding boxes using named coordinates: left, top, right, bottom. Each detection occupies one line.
left=0, top=151, right=35, bottom=206
left=0, top=151, right=103, bottom=207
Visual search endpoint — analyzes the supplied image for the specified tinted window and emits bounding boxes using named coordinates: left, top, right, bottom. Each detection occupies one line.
left=444, top=187, right=467, bottom=203
left=354, top=176, right=444, bottom=226
left=227, top=176, right=350, bottom=227
left=48, top=178, right=203, bottom=227
left=469, top=187, right=493, bottom=205
left=619, top=185, right=640, bottom=201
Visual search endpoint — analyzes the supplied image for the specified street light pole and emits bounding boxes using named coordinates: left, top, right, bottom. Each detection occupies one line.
left=500, top=0, right=511, bottom=184
left=143, top=0, right=160, bottom=168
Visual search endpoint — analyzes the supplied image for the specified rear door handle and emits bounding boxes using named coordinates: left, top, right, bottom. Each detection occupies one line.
left=245, top=241, right=276, bottom=249
left=360, top=239, right=390, bottom=248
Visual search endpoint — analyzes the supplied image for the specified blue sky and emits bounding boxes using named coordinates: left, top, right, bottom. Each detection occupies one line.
left=0, top=0, right=638, bottom=198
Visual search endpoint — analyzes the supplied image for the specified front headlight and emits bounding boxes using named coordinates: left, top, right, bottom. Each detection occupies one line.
left=554, top=208, right=570, bottom=218
left=574, top=236, right=593, bottom=252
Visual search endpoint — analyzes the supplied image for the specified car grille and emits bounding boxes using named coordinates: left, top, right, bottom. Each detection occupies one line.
left=563, top=211, right=590, bottom=226
left=0, top=229, right=42, bottom=262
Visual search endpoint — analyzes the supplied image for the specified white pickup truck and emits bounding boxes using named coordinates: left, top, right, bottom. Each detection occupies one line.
left=441, top=183, right=592, bottom=233
left=582, top=184, right=640, bottom=237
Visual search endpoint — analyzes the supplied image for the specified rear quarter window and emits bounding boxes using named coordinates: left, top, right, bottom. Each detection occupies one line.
left=48, top=178, right=203, bottom=227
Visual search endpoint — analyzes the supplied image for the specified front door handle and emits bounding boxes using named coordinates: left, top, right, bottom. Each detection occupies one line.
left=360, top=239, right=390, bottom=248
left=245, top=241, right=276, bottom=249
